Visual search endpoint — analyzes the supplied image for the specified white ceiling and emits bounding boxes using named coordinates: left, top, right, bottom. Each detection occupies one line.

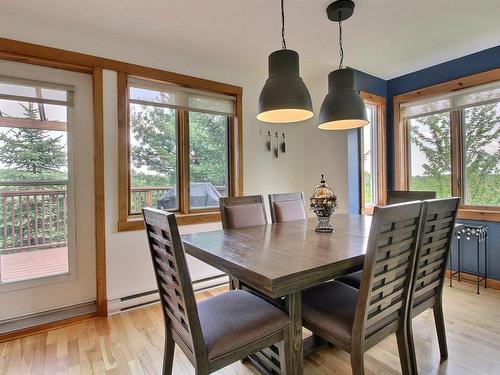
left=1, top=0, right=499, bottom=81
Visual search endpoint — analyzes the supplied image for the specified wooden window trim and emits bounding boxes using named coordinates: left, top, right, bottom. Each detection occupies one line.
left=117, top=73, right=243, bottom=232
left=360, top=91, right=387, bottom=215
left=393, top=68, right=500, bottom=222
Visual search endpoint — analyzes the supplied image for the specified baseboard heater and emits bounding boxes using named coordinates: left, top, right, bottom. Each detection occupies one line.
left=107, top=274, right=229, bottom=315
left=0, top=301, right=97, bottom=335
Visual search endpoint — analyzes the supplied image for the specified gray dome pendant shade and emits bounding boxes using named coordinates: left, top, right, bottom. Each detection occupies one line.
left=257, top=0, right=314, bottom=123
left=257, top=49, right=314, bottom=123
left=318, top=68, right=368, bottom=130
left=318, top=0, right=369, bottom=130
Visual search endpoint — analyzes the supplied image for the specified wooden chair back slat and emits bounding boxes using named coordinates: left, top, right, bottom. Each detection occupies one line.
left=219, top=195, right=268, bottom=229
left=353, top=202, right=423, bottom=342
left=411, top=198, right=460, bottom=310
left=142, top=208, right=207, bottom=364
left=387, top=190, right=437, bottom=205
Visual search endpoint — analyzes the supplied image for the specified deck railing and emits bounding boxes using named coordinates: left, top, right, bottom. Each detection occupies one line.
left=1, top=183, right=227, bottom=253
left=1, top=182, right=67, bottom=254
left=129, top=185, right=227, bottom=214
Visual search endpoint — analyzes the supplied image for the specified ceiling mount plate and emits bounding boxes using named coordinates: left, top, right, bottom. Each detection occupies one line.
left=327, top=0, right=355, bottom=22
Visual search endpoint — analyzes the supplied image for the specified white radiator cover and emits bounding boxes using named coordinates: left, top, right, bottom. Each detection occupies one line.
left=107, top=274, right=229, bottom=315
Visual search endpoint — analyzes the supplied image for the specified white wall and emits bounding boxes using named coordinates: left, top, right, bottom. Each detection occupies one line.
left=0, top=20, right=350, bottom=303
left=304, top=75, right=350, bottom=214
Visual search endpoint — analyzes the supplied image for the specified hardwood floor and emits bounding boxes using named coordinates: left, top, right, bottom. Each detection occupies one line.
left=0, top=281, right=499, bottom=374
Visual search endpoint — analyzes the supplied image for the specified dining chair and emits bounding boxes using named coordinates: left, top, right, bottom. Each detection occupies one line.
left=219, top=195, right=268, bottom=291
left=387, top=190, right=437, bottom=205
left=219, top=195, right=268, bottom=230
left=301, top=201, right=424, bottom=375
left=142, top=208, right=292, bottom=375
left=406, top=197, right=460, bottom=373
left=268, top=192, right=307, bottom=223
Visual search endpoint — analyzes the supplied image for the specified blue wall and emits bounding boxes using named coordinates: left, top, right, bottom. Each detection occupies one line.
left=348, top=46, right=500, bottom=279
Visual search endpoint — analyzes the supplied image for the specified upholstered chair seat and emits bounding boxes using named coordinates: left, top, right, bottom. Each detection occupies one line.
left=303, top=281, right=399, bottom=345
left=198, top=290, right=290, bottom=360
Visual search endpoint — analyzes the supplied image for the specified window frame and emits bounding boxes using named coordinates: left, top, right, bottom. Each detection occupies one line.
left=360, top=92, right=387, bottom=215
left=393, top=68, right=500, bottom=222
left=117, top=72, right=243, bottom=231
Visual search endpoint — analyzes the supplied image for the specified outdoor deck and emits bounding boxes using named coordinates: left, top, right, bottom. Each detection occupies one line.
left=0, top=247, right=68, bottom=283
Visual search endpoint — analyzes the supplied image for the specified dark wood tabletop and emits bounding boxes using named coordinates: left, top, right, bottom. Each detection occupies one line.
left=183, top=214, right=371, bottom=298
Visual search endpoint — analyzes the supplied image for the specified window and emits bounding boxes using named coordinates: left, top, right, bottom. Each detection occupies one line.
left=408, top=112, right=452, bottom=198
left=360, top=93, right=387, bottom=214
left=0, top=78, right=72, bottom=283
left=188, top=111, right=229, bottom=210
left=462, top=103, right=500, bottom=206
left=118, top=75, right=242, bottom=230
left=394, top=71, right=500, bottom=221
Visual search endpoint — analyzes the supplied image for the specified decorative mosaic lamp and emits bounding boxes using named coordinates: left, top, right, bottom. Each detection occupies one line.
left=310, top=174, right=338, bottom=233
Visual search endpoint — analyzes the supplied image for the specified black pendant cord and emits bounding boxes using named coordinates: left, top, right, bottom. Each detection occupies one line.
left=281, top=0, right=287, bottom=49
left=338, top=19, right=344, bottom=69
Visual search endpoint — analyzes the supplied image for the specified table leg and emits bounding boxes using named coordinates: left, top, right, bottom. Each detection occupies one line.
left=449, top=241, right=453, bottom=287
left=286, top=291, right=303, bottom=375
left=485, top=232, right=488, bottom=289
left=477, top=236, right=480, bottom=295
left=458, top=237, right=462, bottom=282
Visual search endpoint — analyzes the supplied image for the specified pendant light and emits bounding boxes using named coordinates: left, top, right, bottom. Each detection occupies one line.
left=318, top=0, right=368, bottom=130
left=257, top=0, right=313, bottom=123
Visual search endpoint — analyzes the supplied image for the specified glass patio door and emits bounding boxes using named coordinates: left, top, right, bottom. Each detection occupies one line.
left=0, top=60, right=96, bottom=324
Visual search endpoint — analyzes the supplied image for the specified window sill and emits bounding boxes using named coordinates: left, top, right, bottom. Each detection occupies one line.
left=117, top=211, right=222, bottom=232
left=361, top=205, right=375, bottom=215
left=457, top=207, right=500, bottom=222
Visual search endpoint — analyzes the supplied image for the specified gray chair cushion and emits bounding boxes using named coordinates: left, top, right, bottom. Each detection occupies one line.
left=273, top=199, right=307, bottom=223
left=302, top=281, right=358, bottom=343
left=337, top=270, right=362, bottom=289
left=303, top=281, right=399, bottom=344
left=198, top=290, right=290, bottom=360
left=225, top=203, right=266, bottom=229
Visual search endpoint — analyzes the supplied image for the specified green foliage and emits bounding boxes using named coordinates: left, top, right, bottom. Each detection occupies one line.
left=409, top=112, right=452, bottom=198
left=130, top=102, right=227, bottom=188
left=463, top=104, right=500, bottom=205
left=130, top=101, right=177, bottom=186
left=130, top=173, right=171, bottom=188
left=0, top=103, right=67, bottom=175
left=189, top=112, right=227, bottom=186
left=410, top=103, right=499, bottom=204
left=364, top=171, right=373, bottom=204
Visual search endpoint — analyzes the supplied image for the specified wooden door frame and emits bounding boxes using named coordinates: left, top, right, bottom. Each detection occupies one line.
left=0, top=40, right=110, bottom=327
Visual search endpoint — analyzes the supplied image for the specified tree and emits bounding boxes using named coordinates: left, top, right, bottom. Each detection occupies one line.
left=130, top=100, right=227, bottom=188
left=0, top=103, right=67, bottom=175
left=463, top=104, right=500, bottom=204
left=130, top=101, right=177, bottom=185
left=410, top=103, right=500, bottom=204
left=189, top=111, right=227, bottom=186
left=410, top=112, right=452, bottom=197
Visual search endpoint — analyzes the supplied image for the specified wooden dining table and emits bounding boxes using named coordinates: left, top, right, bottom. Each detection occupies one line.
left=182, top=214, right=372, bottom=375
